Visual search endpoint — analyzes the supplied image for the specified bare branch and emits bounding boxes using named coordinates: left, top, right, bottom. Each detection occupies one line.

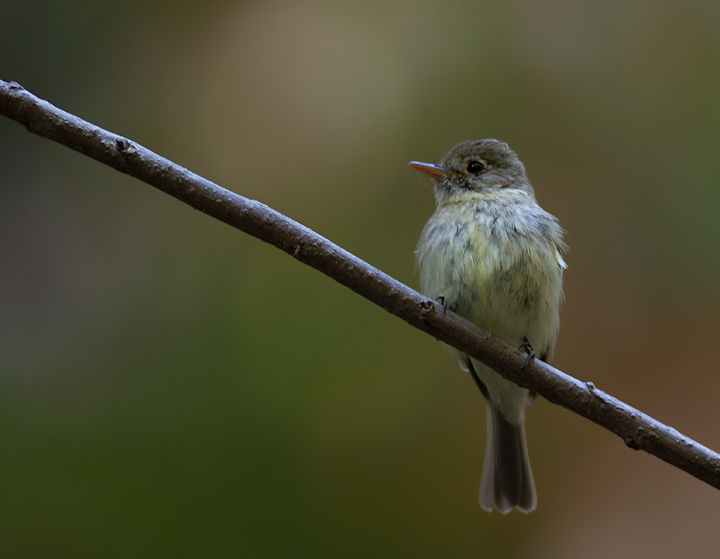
left=2, top=79, right=719, bottom=490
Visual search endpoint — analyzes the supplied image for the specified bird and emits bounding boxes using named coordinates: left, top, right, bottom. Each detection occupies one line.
left=410, top=139, right=566, bottom=513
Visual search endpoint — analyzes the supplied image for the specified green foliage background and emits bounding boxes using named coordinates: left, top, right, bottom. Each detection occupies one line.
left=2, top=1, right=720, bottom=557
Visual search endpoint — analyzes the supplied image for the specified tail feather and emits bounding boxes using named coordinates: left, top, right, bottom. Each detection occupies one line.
left=479, top=403, right=537, bottom=514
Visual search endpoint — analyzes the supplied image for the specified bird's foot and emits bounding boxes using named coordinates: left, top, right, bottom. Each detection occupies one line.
left=436, top=296, right=447, bottom=315
left=435, top=296, right=457, bottom=315
left=521, top=339, right=536, bottom=369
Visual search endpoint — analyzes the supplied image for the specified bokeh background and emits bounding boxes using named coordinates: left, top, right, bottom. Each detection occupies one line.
left=2, top=1, right=720, bottom=557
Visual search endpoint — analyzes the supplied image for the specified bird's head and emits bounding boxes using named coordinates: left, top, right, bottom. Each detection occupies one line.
left=410, top=139, right=533, bottom=205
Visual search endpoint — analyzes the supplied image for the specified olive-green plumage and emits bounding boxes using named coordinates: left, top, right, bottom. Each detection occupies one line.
left=412, top=139, right=566, bottom=513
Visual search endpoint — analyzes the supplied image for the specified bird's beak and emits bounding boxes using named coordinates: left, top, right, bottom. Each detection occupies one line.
left=408, top=161, right=458, bottom=179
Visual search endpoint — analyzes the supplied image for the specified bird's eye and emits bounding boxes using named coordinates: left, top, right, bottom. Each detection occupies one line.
left=467, top=161, right=486, bottom=174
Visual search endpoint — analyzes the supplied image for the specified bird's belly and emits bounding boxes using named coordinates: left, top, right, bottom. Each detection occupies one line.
left=419, top=224, right=560, bottom=354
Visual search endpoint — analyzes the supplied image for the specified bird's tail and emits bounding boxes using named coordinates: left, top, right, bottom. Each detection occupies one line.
left=479, top=403, right=537, bottom=514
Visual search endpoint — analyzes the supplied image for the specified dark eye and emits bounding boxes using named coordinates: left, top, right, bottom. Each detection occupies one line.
left=467, top=161, right=486, bottom=174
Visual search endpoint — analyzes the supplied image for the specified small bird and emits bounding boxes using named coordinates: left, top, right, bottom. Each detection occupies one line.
left=411, top=140, right=566, bottom=513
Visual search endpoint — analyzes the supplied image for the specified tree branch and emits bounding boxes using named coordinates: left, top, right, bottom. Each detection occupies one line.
left=2, top=79, right=719, bottom=490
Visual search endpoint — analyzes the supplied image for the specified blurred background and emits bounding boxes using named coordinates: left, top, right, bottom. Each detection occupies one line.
left=2, top=0, right=720, bottom=557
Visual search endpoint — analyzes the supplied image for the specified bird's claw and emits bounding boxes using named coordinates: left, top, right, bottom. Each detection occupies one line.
left=436, top=296, right=447, bottom=315
left=521, top=339, right=536, bottom=369
left=436, top=296, right=458, bottom=316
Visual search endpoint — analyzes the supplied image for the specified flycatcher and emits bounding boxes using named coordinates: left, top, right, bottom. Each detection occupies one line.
left=411, top=139, right=566, bottom=513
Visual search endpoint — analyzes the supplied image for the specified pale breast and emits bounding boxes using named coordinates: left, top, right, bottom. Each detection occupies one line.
left=416, top=200, right=565, bottom=356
